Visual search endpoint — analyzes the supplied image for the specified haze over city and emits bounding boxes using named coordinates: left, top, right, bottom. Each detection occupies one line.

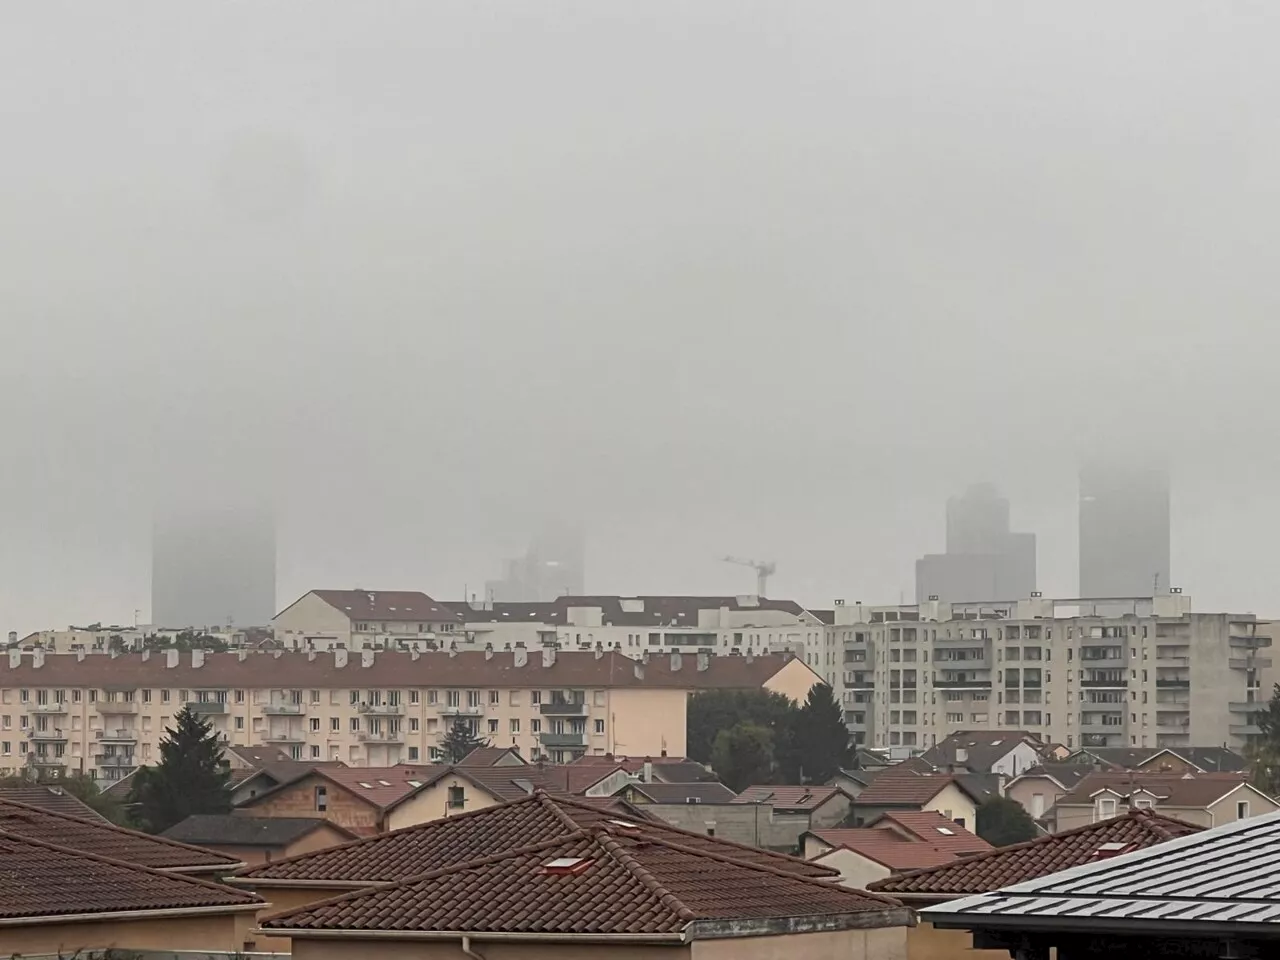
left=4, top=2, right=1280, bottom=633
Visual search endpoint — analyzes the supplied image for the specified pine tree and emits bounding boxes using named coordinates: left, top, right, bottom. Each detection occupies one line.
left=127, top=706, right=231, bottom=833
left=440, top=718, right=489, bottom=763
left=790, top=684, right=850, bottom=784
left=976, top=796, right=1040, bottom=846
left=711, top=722, right=776, bottom=792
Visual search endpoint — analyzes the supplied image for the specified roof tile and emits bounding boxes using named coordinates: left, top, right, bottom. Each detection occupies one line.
left=732, top=785, right=842, bottom=811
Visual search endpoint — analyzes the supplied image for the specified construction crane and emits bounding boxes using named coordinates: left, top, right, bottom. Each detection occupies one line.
left=721, top=556, right=777, bottom=597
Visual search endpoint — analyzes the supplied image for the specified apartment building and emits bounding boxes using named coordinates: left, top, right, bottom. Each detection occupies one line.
left=273, top=590, right=464, bottom=651
left=0, top=647, right=820, bottom=781
left=818, top=594, right=1273, bottom=754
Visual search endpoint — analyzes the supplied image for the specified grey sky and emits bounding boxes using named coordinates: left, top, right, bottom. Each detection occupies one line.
left=3, top=2, right=1278, bottom=632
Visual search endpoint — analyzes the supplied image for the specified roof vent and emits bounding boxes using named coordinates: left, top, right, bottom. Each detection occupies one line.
left=542, top=857, right=593, bottom=876
left=1092, top=842, right=1135, bottom=860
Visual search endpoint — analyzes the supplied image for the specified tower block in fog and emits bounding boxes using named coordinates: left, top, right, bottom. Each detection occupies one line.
left=1079, top=463, right=1170, bottom=599
left=915, top=483, right=1037, bottom=604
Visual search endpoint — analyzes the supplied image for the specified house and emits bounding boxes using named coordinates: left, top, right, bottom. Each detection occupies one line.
left=918, top=808, right=1280, bottom=959
left=0, top=830, right=262, bottom=956
left=732, top=784, right=854, bottom=847
left=801, top=813, right=990, bottom=890
left=0, top=796, right=245, bottom=877
left=872, top=809, right=1202, bottom=960
left=866, top=810, right=993, bottom=855
left=230, top=760, right=348, bottom=807
left=0, top=784, right=108, bottom=822
left=457, top=745, right=528, bottom=766
left=1048, top=771, right=1278, bottom=832
left=232, top=790, right=840, bottom=951
left=272, top=588, right=464, bottom=652
left=1065, top=745, right=1247, bottom=774
left=919, top=730, right=1044, bottom=777
left=848, top=772, right=982, bottom=830
left=258, top=817, right=912, bottom=960
left=618, top=781, right=738, bottom=804
left=162, top=815, right=357, bottom=866
left=1004, top=762, right=1094, bottom=821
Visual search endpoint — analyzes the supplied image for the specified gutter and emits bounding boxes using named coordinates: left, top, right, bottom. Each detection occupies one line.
left=0, top=901, right=265, bottom=928
left=255, top=928, right=687, bottom=944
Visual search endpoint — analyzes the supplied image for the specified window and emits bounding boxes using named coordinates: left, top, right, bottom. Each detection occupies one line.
left=408, top=746, right=419, bottom=761
left=310, top=718, right=321, bottom=732
left=1098, top=797, right=1117, bottom=819
left=531, top=719, right=541, bottom=734
left=160, top=689, right=169, bottom=703
left=410, top=690, right=420, bottom=704
left=410, top=718, right=420, bottom=732
left=350, top=691, right=360, bottom=706
left=310, top=690, right=321, bottom=704
left=488, top=719, right=499, bottom=733
left=350, top=718, right=360, bottom=732
left=235, top=689, right=245, bottom=704
left=489, top=690, right=500, bottom=704
left=447, top=785, right=465, bottom=809
left=235, top=716, right=244, bottom=730
left=1238, top=801, right=1251, bottom=820
left=141, top=689, right=151, bottom=702
left=531, top=691, right=542, bottom=705
left=311, top=745, right=321, bottom=759
left=510, top=719, right=521, bottom=734
left=594, top=719, right=605, bottom=734
left=330, top=717, right=340, bottom=732
left=428, top=690, right=439, bottom=705
left=315, top=786, right=328, bottom=812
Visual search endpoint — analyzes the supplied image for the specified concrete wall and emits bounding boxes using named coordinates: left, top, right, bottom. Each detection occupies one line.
left=810, top=847, right=893, bottom=889
left=854, top=784, right=977, bottom=831
left=274, top=591, right=354, bottom=651
left=248, top=773, right=383, bottom=833
left=763, top=658, right=824, bottom=703
left=0, top=910, right=254, bottom=956
left=608, top=688, right=689, bottom=757
left=643, top=802, right=810, bottom=853
left=906, top=920, right=1008, bottom=960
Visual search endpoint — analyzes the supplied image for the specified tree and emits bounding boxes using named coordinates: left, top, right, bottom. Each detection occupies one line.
left=790, top=684, right=850, bottom=784
left=1246, top=683, right=1280, bottom=796
left=441, top=718, right=489, bottom=763
left=975, top=796, right=1039, bottom=846
left=0, top=771, right=128, bottom=825
left=127, top=706, right=230, bottom=833
left=688, top=690, right=799, bottom=769
left=711, top=722, right=776, bottom=792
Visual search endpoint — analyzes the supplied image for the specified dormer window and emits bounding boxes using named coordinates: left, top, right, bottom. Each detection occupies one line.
left=1097, top=796, right=1118, bottom=820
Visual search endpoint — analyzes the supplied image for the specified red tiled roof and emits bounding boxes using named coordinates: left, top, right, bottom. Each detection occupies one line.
left=820, top=837, right=961, bottom=872
left=868, top=809, right=1203, bottom=898
left=0, top=797, right=243, bottom=870
left=0, top=831, right=261, bottom=920
left=1055, top=772, right=1251, bottom=808
left=631, top=782, right=738, bottom=804
left=537, top=764, right=626, bottom=795
left=0, top=786, right=108, bottom=822
left=854, top=773, right=963, bottom=806
left=732, top=785, right=843, bottom=811
left=0, top=649, right=799, bottom=691
left=261, top=825, right=908, bottom=937
left=868, top=811, right=993, bottom=855
left=458, top=746, right=527, bottom=767
left=307, top=590, right=462, bottom=623
left=236, top=792, right=837, bottom=886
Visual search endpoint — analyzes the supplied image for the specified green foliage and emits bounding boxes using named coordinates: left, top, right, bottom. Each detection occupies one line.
left=688, top=689, right=798, bottom=766
left=1246, top=683, right=1280, bottom=796
left=791, top=684, right=851, bottom=784
left=975, top=796, right=1040, bottom=846
left=711, top=722, right=776, bottom=792
left=441, top=718, right=490, bottom=763
left=127, top=706, right=231, bottom=833
left=0, top=771, right=128, bottom=825
left=141, top=629, right=229, bottom=653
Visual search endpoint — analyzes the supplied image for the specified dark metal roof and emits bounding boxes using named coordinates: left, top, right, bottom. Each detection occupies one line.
left=162, top=815, right=352, bottom=848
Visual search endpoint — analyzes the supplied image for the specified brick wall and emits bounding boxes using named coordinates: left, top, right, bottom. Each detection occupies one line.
left=246, top=774, right=381, bottom=834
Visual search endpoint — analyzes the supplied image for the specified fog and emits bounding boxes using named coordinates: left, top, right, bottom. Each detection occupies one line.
left=3, top=2, right=1279, bottom=632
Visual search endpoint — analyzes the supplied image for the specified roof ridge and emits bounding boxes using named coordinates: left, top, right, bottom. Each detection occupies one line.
left=0, top=795, right=240, bottom=866
left=593, top=828, right=698, bottom=923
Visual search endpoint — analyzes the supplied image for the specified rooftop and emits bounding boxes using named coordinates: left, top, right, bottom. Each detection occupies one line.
left=816, top=835, right=962, bottom=873
left=871, top=809, right=1203, bottom=898
left=919, top=730, right=1042, bottom=774
left=854, top=772, right=969, bottom=807
left=163, top=815, right=356, bottom=848
left=0, top=785, right=108, bottom=822
left=732, top=785, right=844, bottom=811
left=1007, top=763, right=1094, bottom=792
left=450, top=595, right=811, bottom=628
left=235, top=791, right=837, bottom=886
left=260, top=824, right=908, bottom=939
left=305, top=589, right=463, bottom=624
left=1068, top=746, right=1247, bottom=774
left=1055, top=771, right=1252, bottom=808
left=868, top=810, right=993, bottom=855
left=629, top=782, right=738, bottom=804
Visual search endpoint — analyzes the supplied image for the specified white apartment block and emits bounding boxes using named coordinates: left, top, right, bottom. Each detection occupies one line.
left=273, top=590, right=464, bottom=652
left=0, top=647, right=821, bottom=782
left=810, top=594, right=1273, bottom=754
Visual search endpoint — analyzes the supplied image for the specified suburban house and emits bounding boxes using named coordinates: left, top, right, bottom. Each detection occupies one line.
left=272, top=589, right=465, bottom=652
left=1065, top=745, right=1247, bottom=774
left=847, top=772, right=983, bottom=830
left=731, top=785, right=854, bottom=847
left=232, top=791, right=839, bottom=951
left=919, top=809, right=1280, bottom=959
left=1047, top=771, right=1278, bottom=832
left=229, top=759, right=348, bottom=807
left=868, top=810, right=994, bottom=853
left=258, top=816, right=912, bottom=960
left=0, top=830, right=262, bottom=956
left=801, top=813, right=990, bottom=890
left=871, top=809, right=1202, bottom=960
left=1004, top=762, right=1093, bottom=821
left=918, top=730, right=1045, bottom=777
left=457, top=745, right=528, bottom=766
left=162, top=815, right=357, bottom=866
left=619, top=781, right=738, bottom=804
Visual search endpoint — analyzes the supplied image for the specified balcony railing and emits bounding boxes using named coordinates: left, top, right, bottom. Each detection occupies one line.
left=538, top=732, right=587, bottom=748
left=437, top=704, right=484, bottom=717
left=539, top=702, right=587, bottom=716
left=29, top=729, right=68, bottom=741
left=934, top=679, right=992, bottom=689
left=359, top=703, right=405, bottom=715
left=94, top=701, right=139, bottom=714
left=94, top=753, right=137, bottom=768
left=188, top=701, right=229, bottom=714
left=29, top=703, right=68, bottom=714
left=1081, top=679, right=1128, bottom=688
left=1231, top=701, right=1266, bottom=713
left=263, top=703, right=304, bottom=715
left=1155, top=679, right=1190, bottom=689
left=357, top=731, right=405, bottom=743
left=96, top=728, right=138, bottom=743
left=1230, top=657, right=1273, bottom=670
left=1231, top=723, right=1262, bottom=737
left=1230, top=634, right=1272, bottom=649
left=262, top=731, right=306, bottom=743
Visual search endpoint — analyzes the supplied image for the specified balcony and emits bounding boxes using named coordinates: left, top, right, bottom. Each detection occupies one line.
left=539, top=701, right=588, bottom=716
left=94, top=701, right=139, bottom=715
left=1230, top=634, right=1272, bottom=650
left=188, top=701, right=229, bottom=714
left=29, top=759, right=66, bottom=772
left=359, top=703, right=405, bottom=715
left=846, top=679, right=876, bottom=689
left=29, top=703, right=68, bottom=714
left=28, top=728, right=68, bottom=742
left=1231, top=724, right=1262, bottom=737
left=262, top=731, right=306, bottom=744
left=538, top=732, right=587, bottom=748
left=1155, top=679, right=1190, bottom=689
left=1231, top=701, right=1267, bottom=713
left=437, top=704, right=484, bottom=717
left=263, top=703, right=304, bottom=715
left=94, top=753, right=137, bottom=769
left=96, top=728, right=138, bottom=744
left=1230, top=658, right=1274, bottom=670
left=1081, top=679, right=1128, bottom=688
left=1155, top=656, right=1190, bottom=666
left=357, top=731, right=405, bottom=743
left=844, top=711, right=867, bottom=726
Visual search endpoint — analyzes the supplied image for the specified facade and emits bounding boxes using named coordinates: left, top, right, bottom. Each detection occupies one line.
left=152, top=502, right=276, bottom=629
left=847, top=775, right=981, bottom=831
left=915, top=483, right=1036, bottom=604
left=273, top=589, right=464, bottom=652
left=0, top=648, right=818, bottom=780
left=1046, top=771, right=1279, bottom=832
left=1079, top=461, right=1171, bottom=601
left=814, top=594, right=1272, bottom=754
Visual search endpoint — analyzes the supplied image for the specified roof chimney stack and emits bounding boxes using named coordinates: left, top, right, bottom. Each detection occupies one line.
left=165, top=648, right=179, bottom=669
left=514, top=648, right=528, bottom=668
left=7, top=650, right=19, bottom=669
left=335, top=649, right=348, bottom=669
left=31, top=649, right=44, bottom=669
left=542, top=648, right=556, bottom=668
left=361, top=650, right=375, bottom=668
left=141, top=650, right=151, bottom=663
left=697, top=651, right=710, bottom=672
left=192, top=649, right=205, bottom=668
left=670, top=652, right=682, bottom=672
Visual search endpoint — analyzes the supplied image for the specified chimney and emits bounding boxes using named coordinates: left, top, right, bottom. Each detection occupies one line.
left=109, top=648, right=118, bottom=660
left=670, top=652, right=682, bottom=672
left=514, top=648, right=528, bottom=668
left=643, top=760, right=653, bottom=782
left=484, top=647, right=493, bottom=661
left=361, top=650, right=375, bottom=668
left=307, top=650, right=316, bottom=662
left=633, top=661, right=644, bottom=681
left=272, top=650, right=283, bottom=659
left=192, top=649, right=205, bottom=668
left=697, top=651, right=710, bottom=672
left=335, top=649, right=349, bottom=668
left=594, top=646, right=603, bottom=660
left=542, top=648, right=556, bottom=668
left=411, top=649, right=420, bottom=661
left=165, top=649, right=179, bottom=669
left=141, top=650, right=150, bottom=662
left=955, top=747, right=968, bottom=766
left=745, top=652, right=754, bottom=664
left=641, top=650, right=650, bottom=665
left=32, top=649, right=44, bottom=669
left=7, top=650, right=19, bottom=669
left=448, top=647, right=457, bottom=658
left=238, top=650, right=247, bottom=662
left=75, top=650, right=85, bottom=663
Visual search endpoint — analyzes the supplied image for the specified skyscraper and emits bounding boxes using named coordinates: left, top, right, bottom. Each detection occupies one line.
left=151, top=502, right=277, bottom=628
left=1079, top=463, right=1170, bottom=598
left=485, top=523, right=585, bottom=602
left=916, top=483, right=1037, bottom=603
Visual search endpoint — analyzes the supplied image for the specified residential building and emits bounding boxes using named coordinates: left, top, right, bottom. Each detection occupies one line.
left=232, top=791, right=840, bottom=951
left=847, top=772, right=983, bottom=830
left=1046, top=770, right=1279, bottom=832
left=915, top=483, right=1037, bottom=604
left=618, top=781, right=738, bottom=804
left=872, top=809, right=1201, bottom=960
left=1063, top=745, right=1247, bottom=773
left=0, top=647, right=819, bottom=779
left=917, top=729, right=1045, bottom=777
left=273, top=589, right=464, bottom=652
left=802, top=812, right=990, bottom=889
left=259, top=812, right=911, bottom=960
left=730, top=785, right=854, bottom=848
left=162, top=815, right=356, bottom=866
left=819, top=593, right=1273, bottom=755
left=1004, top=763, right=1093, bottom=821
left=1079, top=461, right=1171, bottom=603
left=919, top=808, right=1280, bottom=959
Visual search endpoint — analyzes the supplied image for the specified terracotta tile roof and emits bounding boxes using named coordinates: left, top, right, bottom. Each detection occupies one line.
left=458, top=746, right=527, bottom=767
left=868, top=809, right=1203, bottom=898
left=223, top=744, right=294, bottom=766
left=1068, top=746, right=1247, bottom=773
left=537, top=764, right=627, bottom=795
left=920, top=730, right=1041, bottom=774
left=286, top=766, right=447, bottom=811
left=809, top=828, right=909, bottom=848
left=0, top=832, right=261, bottom=921
left=1055, top=771, right=1251, bottom=808
left=820, top=837, right=962, bottom=872
left=307, top=589, right=463, bottom=623
left=1007, top=763, right=1093, bottom=791
left=0, top=786, right=108, bottom=822
left=732, top=785, right=844, bottom=811
left=630, top=782, right=738, bottom=804
left=854, top=772, right=964, bottom=806
left=236, top=792, right=837, bottom=886
left=866, top=811, right=992, bottom=855
left=0, top=649, right=799, bottom=691
left=261, top=825, right=908, bottom=937
left=454, top=766, right=564, bottom=802
left=163, top=815, right=356, bottom=848
left=0, top=797, right=243, bottom=870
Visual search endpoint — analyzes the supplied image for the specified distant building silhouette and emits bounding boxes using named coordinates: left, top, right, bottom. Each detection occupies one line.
left=485, top=524, right=585, bottom=603
left=915, top=483, right=1036, bottom=604
left=1079, top=462, right=1170, bottom=598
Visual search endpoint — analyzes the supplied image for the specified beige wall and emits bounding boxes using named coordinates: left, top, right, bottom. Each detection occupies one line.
left=0, top=910, right=255, bottom=956
left=856, top=785, right=976, bottom=832
left=1006, top=775, right=1066, bottom=821
left=247, top=883, right=365, bottom=952
left=608, top=688, right=688, bottom=757
left=274, top=592, right=355, bottom=650
left=1054, top=786, right=1280, bottom=832
left=906, top=920, right=1007, bottom=960
left=695, top=926, right=906, bottom=960
left=810, top=847, right=892, bottom=889
left=248, top=773, right=383, bottom=833
left=387, top=773, right=504, bottom=829
left=762, top=658, right=824, bottom=703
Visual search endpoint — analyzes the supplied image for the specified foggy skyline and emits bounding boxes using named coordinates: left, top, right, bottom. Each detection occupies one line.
left=4, top=3, right=1280, bottom=634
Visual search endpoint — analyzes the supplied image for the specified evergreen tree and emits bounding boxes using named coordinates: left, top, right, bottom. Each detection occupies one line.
left=790, top=684, right=850, bottom=784
left=711, top=722, right=776, bottom=792
left=1246, top=683, right=1280, bottom=796
left=441, top=718, right=489, bottom=763
left=688, top=689, right=799, bottom=768
left=975, top=796, right=1040, bottom=846
left=127, top=706, right=231, bottom=833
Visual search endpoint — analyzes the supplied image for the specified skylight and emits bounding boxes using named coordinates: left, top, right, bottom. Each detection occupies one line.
left=407, top=780, right=422, bottom=788
left=1096, top=842, right=1128, bottom=852
left=358, top=782, right=373, bottom=789
left=542, top=856, right=594, bottom=875
left=377, top=780, right=392, bottom=786
left=608, top=819, right=639, bottom=828
left=936, top=827, right=955, bottom=835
